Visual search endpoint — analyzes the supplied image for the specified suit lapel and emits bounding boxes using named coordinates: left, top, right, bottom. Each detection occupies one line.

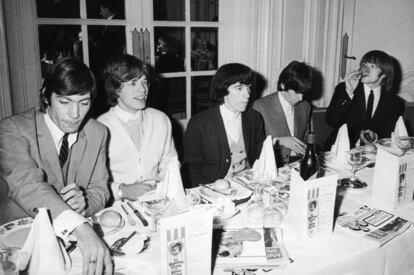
left=35, top=112, right=65, bottom=190
left=273, top=94, right=292, bottom=136
left=215, top=106, right=231, bottom=155
left=67, top=129, right=87, bottom=185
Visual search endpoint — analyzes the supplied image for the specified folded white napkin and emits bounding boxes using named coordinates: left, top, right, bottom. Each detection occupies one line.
left=393, top=116, right=408, bottom=138
left=18, top=208, right=70, bottom=275
left=252, top=135, right=278, bottom=179
left=152, top=157, right=189, bottom=209
left=330, top=124, right=350, bottom=165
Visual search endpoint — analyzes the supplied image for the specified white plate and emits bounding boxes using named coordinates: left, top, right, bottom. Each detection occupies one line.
left=0, top=217, right=33, bottom=248
left=199, top=182, right=252, bottom=203
left=97, top=209, right=125, bottom=236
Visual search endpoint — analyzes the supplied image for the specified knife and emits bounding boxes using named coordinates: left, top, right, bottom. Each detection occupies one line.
left=126, top=201, right=148, bottom=227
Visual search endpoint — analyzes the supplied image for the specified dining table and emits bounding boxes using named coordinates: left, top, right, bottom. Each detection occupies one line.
left=2, top=149, right=414, bottom=275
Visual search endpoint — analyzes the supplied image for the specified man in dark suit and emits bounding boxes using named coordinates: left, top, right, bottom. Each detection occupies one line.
left=184, top=63, right=265, bottom=187
left=325, top=50, right=404, bottom=148
left=253, top=61, right=312, bottom=165
left=0, top=58, right=112, bottom=274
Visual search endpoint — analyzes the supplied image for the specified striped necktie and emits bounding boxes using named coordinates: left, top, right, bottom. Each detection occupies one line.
left=59, top=133, right=69, bottom=167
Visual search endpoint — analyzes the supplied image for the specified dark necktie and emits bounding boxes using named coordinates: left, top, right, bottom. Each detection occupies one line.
left=59, top=133, right=69, bottom=167
left=364, top=90, right=374, bottom=127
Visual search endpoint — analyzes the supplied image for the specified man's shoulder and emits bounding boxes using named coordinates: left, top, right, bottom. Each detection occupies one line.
left=82, top=118, right=107, bottom=138
left=254, top=92, right=278, bottom=107
left=145, top=107, right=170, bottom=122
left=187, top=107, right=218, bottom=129
left=0, top=109, right=37, bottom=130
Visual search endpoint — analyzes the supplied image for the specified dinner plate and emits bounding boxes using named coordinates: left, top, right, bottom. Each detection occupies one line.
left=0, top=217, right=33, bottom=248
left=377, top=138, right=392, bottom=146
left=199, top=182, right=252, bottom=203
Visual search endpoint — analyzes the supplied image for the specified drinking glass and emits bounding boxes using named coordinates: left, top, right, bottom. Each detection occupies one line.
left=396, top=136, right=414, bottom=155
left=262, top=186, right=284, bottom=228
left=141, top=196, right=168, bottom=232
left=0, top=247, right=19, bottom=275
left=338, top=150, right=367, bottom=188
left=245, top=183, right=266, bottom=225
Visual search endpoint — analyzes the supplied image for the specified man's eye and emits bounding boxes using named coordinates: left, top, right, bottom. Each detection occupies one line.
left=81, top=101, right=90, bottom=106
left=59, top=101, right=69, bottom=104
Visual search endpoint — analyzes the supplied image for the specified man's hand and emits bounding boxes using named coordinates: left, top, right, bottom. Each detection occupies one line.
left=276, top=136, right=306, bottom=155
left=120, top=181, right=157, bottom=201
left=60, top=183, right=87, bottom=215
left=345, top=69, right=362, bottom=97
left=72, top=223, right=112, bottom=275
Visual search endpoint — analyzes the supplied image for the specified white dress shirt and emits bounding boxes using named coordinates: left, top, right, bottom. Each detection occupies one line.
left=43, top=113, right=88, bottom=241
left=278, top=92, right=295, bottom=136
left=363, top=84, right=381, bottom=117
left=220, top=104, right=242, bottom=144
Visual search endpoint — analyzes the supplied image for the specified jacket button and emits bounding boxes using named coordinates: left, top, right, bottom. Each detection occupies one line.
left=225, top=159, right=229, bottom=163
left=32, top=207, right=38, bottom=214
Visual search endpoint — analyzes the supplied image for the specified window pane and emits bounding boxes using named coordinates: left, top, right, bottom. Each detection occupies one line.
left=38, top=25, right=81, bottom=78
left=154, top=27, right=185, bottom=73
left=192, top=76, right=213, bottom=116
left=36, top=0, right=80, bottom=18
left=86, top=0, right=125, bottom=19
left=191, top=0, right=218, bottom=21
left=148, top=77, right=186, bottom=119
left=153, top=0, right=185, bottom=21
left=88, top=25, right=126, bottom=77
left=191, top=28, right=218, bottom=71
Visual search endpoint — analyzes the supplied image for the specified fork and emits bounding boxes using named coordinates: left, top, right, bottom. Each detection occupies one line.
left=121, top=204, right=136, bottom=226
left=111, top=231, right=137, bottom=255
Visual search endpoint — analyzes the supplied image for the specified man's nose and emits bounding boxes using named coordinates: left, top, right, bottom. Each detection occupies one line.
left=69, top=104, right=80, bottom=119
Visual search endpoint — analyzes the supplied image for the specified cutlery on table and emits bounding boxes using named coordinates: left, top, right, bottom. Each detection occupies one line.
left=202, top=184, right=237, bottom=196
left=111, top=231, right=137, bottom=255
left=120, top=204, right=136, bottom=226
left=126, top=201, right=149, bottom=227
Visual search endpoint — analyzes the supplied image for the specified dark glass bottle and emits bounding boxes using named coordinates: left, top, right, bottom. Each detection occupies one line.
left=300, top=133, right=319, bottom=180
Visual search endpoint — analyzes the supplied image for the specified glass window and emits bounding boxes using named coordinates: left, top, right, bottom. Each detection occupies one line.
left=154, top=27, right=185, bottom=73
left=36, top=0, right=80, bottom=18
left=153, top=0, right=185, bottom=21
left=38, top=25, right=82, bottom=78
left=192, top=76, right=213, bottom=116
left=88, top=25, right=126, bottom=78
left=191, top=28, right=218, bottom=71
left=86, top=0, right=125, bottom=19
left=148, top=77, right=187, bottom=119
left=190, top=0, right=218, bottom=21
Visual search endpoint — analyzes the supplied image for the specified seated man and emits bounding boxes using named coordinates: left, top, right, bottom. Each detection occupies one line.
left=0, top=58, right=112, bottom=274
left=325, top=50, right=404, bottom=148
left=98, top=54, right=177, bottom=201
left=184, top=63, right=265, bottom=187
left=253, top=61, right=312, bottom=165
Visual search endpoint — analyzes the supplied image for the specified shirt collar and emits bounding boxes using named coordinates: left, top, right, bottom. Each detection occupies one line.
left=278, top=92, right=293, bottom=114
left=44, top=112, right=78, bottom=150
left=220, top=104, right=241, bottom=123
left=113, top=105, right=144, bottom=122
left=363, top=84, right=381, bottom=98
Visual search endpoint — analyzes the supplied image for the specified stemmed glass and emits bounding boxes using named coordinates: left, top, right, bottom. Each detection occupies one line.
left=141, top=196, right=168, bottom=232
left=396, top=136, right=414, bottom=155
left=245, top=182, right=267, bottom=225
left=262, top=186, right=284, bottom=228
left=338, top=150, right=367, bottom=188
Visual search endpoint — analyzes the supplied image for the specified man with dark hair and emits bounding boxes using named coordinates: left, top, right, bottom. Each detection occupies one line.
left=98, top=54, right=177, bottom=201
left=253, top=61, right=313, bottom=165
left=184, top=63, right=265, bottom=187
left=325, top=50, right=404, bottom=148
left=0, top=58, right=112, bottom=274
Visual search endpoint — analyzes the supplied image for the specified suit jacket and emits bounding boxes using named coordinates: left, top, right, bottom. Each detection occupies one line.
left=183, top=106, right=265, bottom=187
left=0, top=109, right=110, bottom=224
left=253, top=92, right=310, bottom=165
left=325, top=82, right=404, bottom=148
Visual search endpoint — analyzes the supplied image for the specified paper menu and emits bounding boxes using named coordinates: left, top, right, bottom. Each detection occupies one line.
left=160, top=208, right=213, bottom=275
left=372, top=148, right=414, bottom=211
left=286, top=170, right=338, bottom=242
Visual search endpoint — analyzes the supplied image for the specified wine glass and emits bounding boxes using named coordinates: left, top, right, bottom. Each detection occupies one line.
left=262, top=186, right=284, bottom=228
left=338, top=150, right=367, bottom=188
left=141, top=196, right=168, bottom=232
left=396, top=136, right=414, bottom=155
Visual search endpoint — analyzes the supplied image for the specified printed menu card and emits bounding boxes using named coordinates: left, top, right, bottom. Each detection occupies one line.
left=372, top=147, right=414, bottom=211
left=160, top=208, right=213, bottom=275
left=286, top=170, right=338, bottom=242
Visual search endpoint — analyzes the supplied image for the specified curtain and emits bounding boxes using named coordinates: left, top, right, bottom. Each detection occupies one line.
left=0, top=0, right=13, bottom=119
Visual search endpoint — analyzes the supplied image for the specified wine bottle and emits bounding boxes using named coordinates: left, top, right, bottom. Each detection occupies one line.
left=300, top=132, right=319, bottom=180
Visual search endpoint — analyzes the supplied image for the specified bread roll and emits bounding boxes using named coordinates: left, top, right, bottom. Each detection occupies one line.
left=214, top=179, right=230, bottom=191
left=99, top=210, right=122, bottom=228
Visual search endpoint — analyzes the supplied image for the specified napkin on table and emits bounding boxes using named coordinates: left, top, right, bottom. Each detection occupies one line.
left=330, top=124, right=350, bottom=165
left=18, top=208, right=71, bottom=275
left=252, top=135, right=278, bottom=179
left=393, top=116, right=408, bottom=138
left=151, top=157, right=189, bottom=210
